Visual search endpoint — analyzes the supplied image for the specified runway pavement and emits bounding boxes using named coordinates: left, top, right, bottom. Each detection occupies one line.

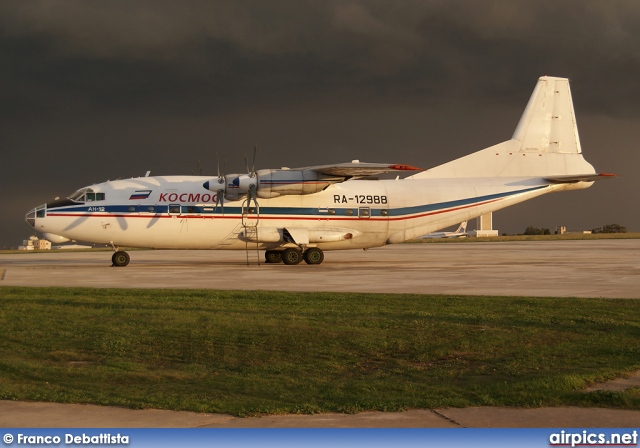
left=1, top=240, right=639, bottom=298
left=2, top=401, right=640, bottom=428
left=1, top=240, right=639, bottom=428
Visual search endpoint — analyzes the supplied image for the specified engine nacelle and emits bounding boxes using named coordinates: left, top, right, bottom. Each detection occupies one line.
left=254, top=169, right=333, bottom=198
left=202, top=174, right=244, bottom=201
left=223, top=173, right=248, bottom=201
left=204, top=169, right=344, bottom=201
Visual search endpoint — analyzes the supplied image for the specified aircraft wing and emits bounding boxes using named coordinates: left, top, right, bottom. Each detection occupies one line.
left=301, top=162, right=422, bottom=177
left=544, top=173, right=617, bottom=183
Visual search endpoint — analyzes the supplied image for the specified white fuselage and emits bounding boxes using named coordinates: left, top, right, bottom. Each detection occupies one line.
left=28, top=174, right=584, bottom=251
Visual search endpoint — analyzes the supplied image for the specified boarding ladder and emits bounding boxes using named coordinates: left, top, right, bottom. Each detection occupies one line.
left=211, top=223, right=245, bottom=249
left=241, top=199, right=261, bottom=266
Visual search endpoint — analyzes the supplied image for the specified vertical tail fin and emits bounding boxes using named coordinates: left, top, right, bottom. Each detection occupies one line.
left=512, top=76, right=582, bottom=154
left=411, top=76, right=595, bottom=179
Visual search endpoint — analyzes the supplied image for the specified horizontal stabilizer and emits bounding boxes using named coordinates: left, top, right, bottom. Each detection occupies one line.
left=545, top=173, right=617, bottom=183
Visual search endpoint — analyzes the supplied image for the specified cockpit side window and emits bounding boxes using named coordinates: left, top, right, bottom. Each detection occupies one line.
left=69, top=189, right=87, bottom=202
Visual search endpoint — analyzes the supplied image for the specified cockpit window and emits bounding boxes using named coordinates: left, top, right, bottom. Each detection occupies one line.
left=69, top=189, right=88, bottom=202
left=69, top=188, right=105, bottom=203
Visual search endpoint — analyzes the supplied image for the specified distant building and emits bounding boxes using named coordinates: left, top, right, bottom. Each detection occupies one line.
left=556, top=226, right=592, bottom=235
left=18, top=236, right=51, bottom=250
left=469, top=213, right=499, bottom=237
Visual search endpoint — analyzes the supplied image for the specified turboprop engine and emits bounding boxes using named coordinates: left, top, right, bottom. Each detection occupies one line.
left=204, top=168, right=345, bottom=201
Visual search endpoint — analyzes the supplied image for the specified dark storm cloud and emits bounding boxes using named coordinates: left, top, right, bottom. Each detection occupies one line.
left=1, top=1, right=638, bottom=247
left=3, top=0, right=640, bottom=118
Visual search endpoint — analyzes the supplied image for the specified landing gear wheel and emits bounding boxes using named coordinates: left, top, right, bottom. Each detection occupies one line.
left=303, top=247, right=324, bottom=265
left=112, top=251, right=130, bottom=267
left=282, top=248, right=303, bottom=265
left=265, top=250, right=283, bottom=264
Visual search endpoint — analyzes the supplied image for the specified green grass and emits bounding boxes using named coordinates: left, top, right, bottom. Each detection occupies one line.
left=0, top=287, right=638, bottom=416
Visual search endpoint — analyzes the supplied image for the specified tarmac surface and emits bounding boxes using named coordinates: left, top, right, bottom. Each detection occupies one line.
left=1, top=239, right=639, bottom=298
left=1, top=240, right=639, bottom=428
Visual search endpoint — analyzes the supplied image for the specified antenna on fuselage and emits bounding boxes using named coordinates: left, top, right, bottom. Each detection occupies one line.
left=191, top=160, right=203, bottom=176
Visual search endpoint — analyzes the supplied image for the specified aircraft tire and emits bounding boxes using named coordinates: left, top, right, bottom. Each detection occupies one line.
left=303, top=247, right=324, bottom=265
left=112, top=251, right=130, bottom=267
left=265, top=250, right=283, bottom=264
left=282, top=248, right=303, bottom=265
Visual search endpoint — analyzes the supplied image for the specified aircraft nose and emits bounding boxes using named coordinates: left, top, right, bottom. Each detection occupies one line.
left=26, top=204, right=46, bottom=229
left=26, top=208, right=36, bottom=228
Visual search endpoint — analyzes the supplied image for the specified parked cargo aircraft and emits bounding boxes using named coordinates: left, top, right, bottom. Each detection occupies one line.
left=26, top=76, right=613, bottom=266
left=421, top=221, right=468, bottom=239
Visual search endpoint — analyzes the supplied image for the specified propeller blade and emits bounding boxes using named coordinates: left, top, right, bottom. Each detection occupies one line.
left=215, top=189, right=225, bottom=215
left=247, top=184, right=258, bottom=209
left=245, top=145, right=257, bottom=177
left=250, top=145, right=257, bottom=177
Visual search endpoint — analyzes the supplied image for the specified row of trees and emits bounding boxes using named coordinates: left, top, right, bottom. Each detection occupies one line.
left=522, top=224, right=627, bottom=235
left=523, top=226, right=551, bottom=235
left=591, top=224, right=627, bottom=234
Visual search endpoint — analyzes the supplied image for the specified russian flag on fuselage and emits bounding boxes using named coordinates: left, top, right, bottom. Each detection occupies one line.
left=129, top=190, right=152, bottom=200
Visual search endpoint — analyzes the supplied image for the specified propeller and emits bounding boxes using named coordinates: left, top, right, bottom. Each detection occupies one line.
left=203, top=146, right=260, bottom=214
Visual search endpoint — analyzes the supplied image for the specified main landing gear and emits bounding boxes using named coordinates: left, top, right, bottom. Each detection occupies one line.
left=109, top=248, right=323, bottom=267
left=265, top=247, right=325, bottom=265
left=111, top=250, right=130, bottom=267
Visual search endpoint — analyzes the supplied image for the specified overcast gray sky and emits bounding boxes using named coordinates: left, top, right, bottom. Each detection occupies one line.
left=1, top=0, right=637, bottom=248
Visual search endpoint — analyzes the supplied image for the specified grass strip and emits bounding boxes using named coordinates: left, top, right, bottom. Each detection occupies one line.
left=0, top=286, right=638, bottom=416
